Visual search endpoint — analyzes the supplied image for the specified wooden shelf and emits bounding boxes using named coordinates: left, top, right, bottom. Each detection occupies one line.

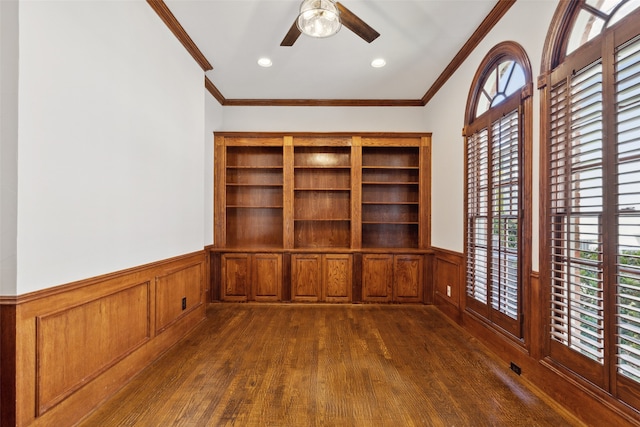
left=226, top=168, right=282, bottom=187
left=294, top=146, right=351, bottom=168
left=295, top=167, right=350, bottom=190
left=227, top=183, right=283, bottom=187
left=362, top=221, right=419, bottom=225
left=362, top=147, right=419, bottom=168
left=294, top=166, right=351, bottom=169
left=362, top=201, right=419, bottom=205
left=226, top=146, right=283, bottom=168
left=362, top=186, right=419, bottom=204
left=362, top=166, right=420, bottom=170
left=227, top=205, right=283, bottom=209
left=295, top=188, right=351, bottom=191
left=362, top=182, right=419, bottom=185
left=227, top=185, right=282, bottom=208
left=362, top=223, right=419, bottom=249
left=294, top=220, right=351, bottom=248
left=226, top=208, right=283, bottom=248
left=226, top=166, right=282, bottom=169
left=294, top=186, right=350, bottom=221
left=295, top=218, right=351, bottom=222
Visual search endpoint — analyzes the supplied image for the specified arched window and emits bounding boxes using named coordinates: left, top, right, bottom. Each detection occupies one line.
left=540, top=0, right=640, bottom=408
left=465, top=42, right=532, bottom=339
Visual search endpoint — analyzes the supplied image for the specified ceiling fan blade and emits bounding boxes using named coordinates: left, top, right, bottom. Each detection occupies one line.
left=281, top=20, right=302, bottom=46
left=336, top=2, right=380, bottom=43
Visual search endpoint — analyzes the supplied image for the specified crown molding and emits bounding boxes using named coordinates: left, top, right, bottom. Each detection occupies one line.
left=221, top=98, right=424, bottom=107
left=147, top=0, right=213, bottom=71
left=204, top=77, right=422, bottom=107
left=205, top=77, right=226, bottom=104
left=420, top=0, right=516, bottom=105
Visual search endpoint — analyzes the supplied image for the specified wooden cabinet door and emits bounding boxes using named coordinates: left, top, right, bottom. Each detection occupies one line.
left=394, top=255, right=423, bottom=303
left=252, top=253, right=282, bottom=302
left=221, top=253, right=250, bottom=301
left=323, top=254, right=352, bottom=303
left=291, top=254, right=321, bottom=302
left=362, top=254, right=393, bottom=302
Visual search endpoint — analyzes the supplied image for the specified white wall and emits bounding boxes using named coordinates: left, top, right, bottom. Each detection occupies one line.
left=424, top=0, right=557, bottom=271
left=220, top=106, right=428, bottom=132
left=15, top=1, right=205, bottom=294
left=0, top=0, right=19, bottom=295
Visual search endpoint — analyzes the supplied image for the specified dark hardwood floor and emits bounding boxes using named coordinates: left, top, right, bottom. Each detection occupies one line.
left=79, top=304, right=583, bottom=426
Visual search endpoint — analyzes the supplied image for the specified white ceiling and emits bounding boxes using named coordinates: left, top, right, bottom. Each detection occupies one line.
left=163, top=0, right=500, bottom=101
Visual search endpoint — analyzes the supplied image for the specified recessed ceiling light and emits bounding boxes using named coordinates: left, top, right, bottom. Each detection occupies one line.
left=371, top=58, right=386, bottom=68
left=258, top=57, right=273, bottom=68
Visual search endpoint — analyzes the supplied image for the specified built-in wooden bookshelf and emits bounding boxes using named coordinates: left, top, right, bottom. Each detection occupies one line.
left=212, top=132, right=431, bottom=303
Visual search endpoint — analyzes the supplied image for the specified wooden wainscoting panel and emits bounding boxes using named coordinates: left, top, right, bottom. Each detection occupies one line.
left=36, top=282, right=150, bottom=415
left=156, top=263, right=204, bottom=333
left=432, top=248, right=464, bottom=322
left=10, top=251, right=206, bottom=427
left=434, top=257, right=460, bottom=307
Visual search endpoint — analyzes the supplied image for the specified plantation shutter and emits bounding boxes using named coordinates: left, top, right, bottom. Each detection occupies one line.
left=467, top=130, right=490, bottom=303
left=615, top=34, right=640, bottom=383
left=548, top=59, right=605, bottom=369
left=491, top=111, right=520, bottom=319
left=466, top=108, right=521, bottom=335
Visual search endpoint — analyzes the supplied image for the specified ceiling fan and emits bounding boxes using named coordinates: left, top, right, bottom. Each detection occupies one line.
left=281, top=0, right=380, bottom=46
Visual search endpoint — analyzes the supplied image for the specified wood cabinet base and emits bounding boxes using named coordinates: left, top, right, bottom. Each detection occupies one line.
left=214, top=249, right=429, bottom=305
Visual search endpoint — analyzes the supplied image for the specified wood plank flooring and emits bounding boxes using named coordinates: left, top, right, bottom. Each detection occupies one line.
left=79, top=304, right=582, bottom=426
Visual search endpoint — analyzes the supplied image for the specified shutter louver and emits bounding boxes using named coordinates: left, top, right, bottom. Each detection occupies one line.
left=616, top=34, right=640, bottom=382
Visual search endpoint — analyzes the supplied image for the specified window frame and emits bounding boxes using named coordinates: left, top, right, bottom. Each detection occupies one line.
left=464, top=41, right=533, bottom=342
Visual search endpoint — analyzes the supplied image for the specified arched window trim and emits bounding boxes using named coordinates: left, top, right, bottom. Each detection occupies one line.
left=464, top=41, right=533, bottom=344
left=541, top=0, right=640, bottom=73
left=466, top=42, right=533, bottom=129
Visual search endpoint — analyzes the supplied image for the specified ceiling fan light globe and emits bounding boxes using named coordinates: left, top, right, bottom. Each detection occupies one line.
left=297, top=0, right=341, bottom=38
